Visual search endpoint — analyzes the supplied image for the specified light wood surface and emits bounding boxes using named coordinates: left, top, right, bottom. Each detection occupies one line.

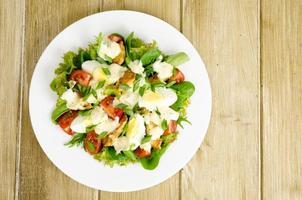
left=261, top=0, right=302, bottom=199
left=0, top=0, right=301, bottom=199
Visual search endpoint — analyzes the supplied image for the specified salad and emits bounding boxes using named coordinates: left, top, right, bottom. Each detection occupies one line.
left=50, top=32, right=195, bottom=170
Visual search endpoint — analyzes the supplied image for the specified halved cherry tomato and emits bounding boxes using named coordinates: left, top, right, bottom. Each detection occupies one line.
left=84, top=131, right=102, bottom=155
left=108, top=34, right=125, bottom=65
left=135, top=147, right=151, bottom=158
left=168, top=68, right=185, bottom=83
left=163, top=120, right=177, bottom=135
left=100, top=96, right=124, bottom=119
left=58, top=111, right=78, bottom=135
left=70, top=70, right=92, bottom=86
left=108, top=34, right=123, bottom=43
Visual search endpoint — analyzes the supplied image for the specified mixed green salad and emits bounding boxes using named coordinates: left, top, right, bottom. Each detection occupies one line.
left=50, top=32, right=195, bottom=170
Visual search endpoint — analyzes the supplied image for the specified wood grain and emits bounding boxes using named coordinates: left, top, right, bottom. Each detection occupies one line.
left=18, top=1, right=100, bottom=199
left=0, top=0, right=23, bottom=199
left=261, top=0, right=302, bottom=199
left=100, top=0, right=180, bottom=199
left=181, top=0, right=260, bottom=199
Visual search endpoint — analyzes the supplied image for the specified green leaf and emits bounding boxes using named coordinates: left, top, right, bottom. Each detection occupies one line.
left=177, top=115, right=192, bottom=128
left=87, top=141, right=95, bottom=151
left=140, top=144, right=170, bottom=170
left=161, top=119, right=168, bottom=130
left=144, top=64, right=154, bottom=77
left=86, top=125, right=96, bottom=133
left=50, top=72, right=68, bottom=96
left=94, top=147, right=133, bottom=166
left=123, top=150, right=137, bottom=161
left=165, top=52, right=189, bottom=66
left=161, top=133, right=177, bottom=144
left=64, top=133, right=86, bottom=147
left=98, top=131, right=108, bottom=139
left=116, top=103, right=128, bottom=109
left=54, top=52, right=77, bottom=75
left=116, top=103, right=134, bottom=116
left=140, top=48, right=161, bottom=66
left=96, top=80, right=106, bottom=89
left=170, top=81, right=195, bottom=111
left=139, top=85, right=146, bottom=96
left=104, top=55, right=113, bottom=63
left=166, top=81, right=176, bottom=88
left=79, top=109, right=93, bottom=117
left=51, top=103, right=69, bottom=123
left=141, top=135, right=152, bottom=144
left=104, top=85, right=121, bottom=97
left=102, top=67, right=111, bottom=75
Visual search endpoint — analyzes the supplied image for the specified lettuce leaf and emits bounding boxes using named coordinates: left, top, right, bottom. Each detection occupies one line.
left=165, top=52, right=189, bottom=66
left=170, top=81, right=195, bottom=111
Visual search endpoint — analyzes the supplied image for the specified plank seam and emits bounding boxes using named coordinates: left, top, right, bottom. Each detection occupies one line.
left=14, top=0, right=26, bottom=199
left=259, top=0, right=264, bottom=199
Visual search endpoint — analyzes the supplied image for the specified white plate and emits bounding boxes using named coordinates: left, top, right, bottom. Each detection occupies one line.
left=29, top=10, right=212, bottom=192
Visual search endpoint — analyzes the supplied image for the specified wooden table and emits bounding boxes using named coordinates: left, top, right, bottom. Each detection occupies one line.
left=1, top=0, right=301, bottom=199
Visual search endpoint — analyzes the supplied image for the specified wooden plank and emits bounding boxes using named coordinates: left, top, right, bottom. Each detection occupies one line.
left=100, top=1, right=180, bottom=199
left=19, top=0, right=100, bottom=199
left=0, top=0, right=23, bottom=199
left=261, top=0, right=302, bottom=199
left=181, top=0, right=260, bottom=199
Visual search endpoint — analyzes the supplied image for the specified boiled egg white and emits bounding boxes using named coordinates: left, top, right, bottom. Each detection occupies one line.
left=126, top=114, right=146, bottom=150
left=158, top=106, right=179, bottom=121
left=82, top=60, right=102, bottom=74
left=128, top=60, right=144, bottom=74
left=94, top=117, right=120, bottom=134
left=153, top=61, right=173, bottom=81
left=61, top=89, right=86, bottom=110
left=98, top=36, right=121, bottom=60
left=138, top=87, right=177, bottom=111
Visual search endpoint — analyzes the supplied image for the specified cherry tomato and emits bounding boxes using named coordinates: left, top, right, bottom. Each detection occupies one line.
left=168, top=68, right=185, bottom=83
left=70, top=70, right=92, bottom=86
left=58, top=111, right=78, bottom=135
left=135, top=147, right=151, bottom=158
left=84, top=131, right=102, bottom=155
left=163, top=120, right=177, bottom=135
left=100, top=96, right=124, bottom=119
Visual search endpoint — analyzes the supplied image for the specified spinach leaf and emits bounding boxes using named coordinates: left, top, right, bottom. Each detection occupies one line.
left=140, top=48, right=161, bottom=66
left=140, top=144, right=169, bottom=170
left=123, top=150, right=137, bottom=161
left=51, top=102, right=69, bottom=123
left=170, top=81, right=195, bottom=111
left=64, top=133, right=86, bottom=147
left=165, top=52, right=189, bottom=66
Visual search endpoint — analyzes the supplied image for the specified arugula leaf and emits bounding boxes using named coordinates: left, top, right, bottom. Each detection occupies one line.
left=166, top=81, right=176, bottom=88
left=79, top=109, right=93, bottom=117
left=86, top=125, right=96, bottom=133
left=161, top=119, right=168, bottom=130
left=170, top=81, right=195, bottom=111
left=140, top=48, right=161, bottom=66
left=165, top=52, right=189, bottom=66
left=96, top=80, right=106, bottom=89
left=51, top=103, right=69, bottom=123
left=144, top=64, right=154, bottom=77
left=64, top=133, right=86, bottom=147
left=176, top=115, right=192, bottom=128
left=116, top=103, right=134, bottom=116
left=141, top=135, right=152, bottom=144
left=120, top=83, right=130, bottom=90
left=102, top=67, right=111, bottom=75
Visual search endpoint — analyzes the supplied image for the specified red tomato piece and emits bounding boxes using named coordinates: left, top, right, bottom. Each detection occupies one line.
left=58, top=111, right=78, bottom=135
left=84, top=131, right=102, bottom=155
left=135, top=147, right=151, bottom=158
left=163, top=120, right=177, bottom=135
left=70, top=70, right=92, bottom=86
left=100, top=96, right=124, bottom=119
left=168, top=68, right=185, bottom=83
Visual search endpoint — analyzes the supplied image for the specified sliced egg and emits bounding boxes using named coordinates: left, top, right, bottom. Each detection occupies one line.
left=153, top=61, right=173, bottom=81
left=126, top=114, right=146, bottom=149
left=70, top=115, right=92, bottom=133
left=144, top=111, right=161, bottom=125
left=94, top=117, right=119, bottom=134
left=98, top=37, right=121, bottom=59
left=148, top=126, right=164, bottom=140
left=82, top=60, right=102, bottom=74
left=138, top=87, right=177, bottom=111
left=107, top=63, right=127, bottom=84
left=140, top=142, right=152, bottom=152
left=93, top=66, right=109, bottom=82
